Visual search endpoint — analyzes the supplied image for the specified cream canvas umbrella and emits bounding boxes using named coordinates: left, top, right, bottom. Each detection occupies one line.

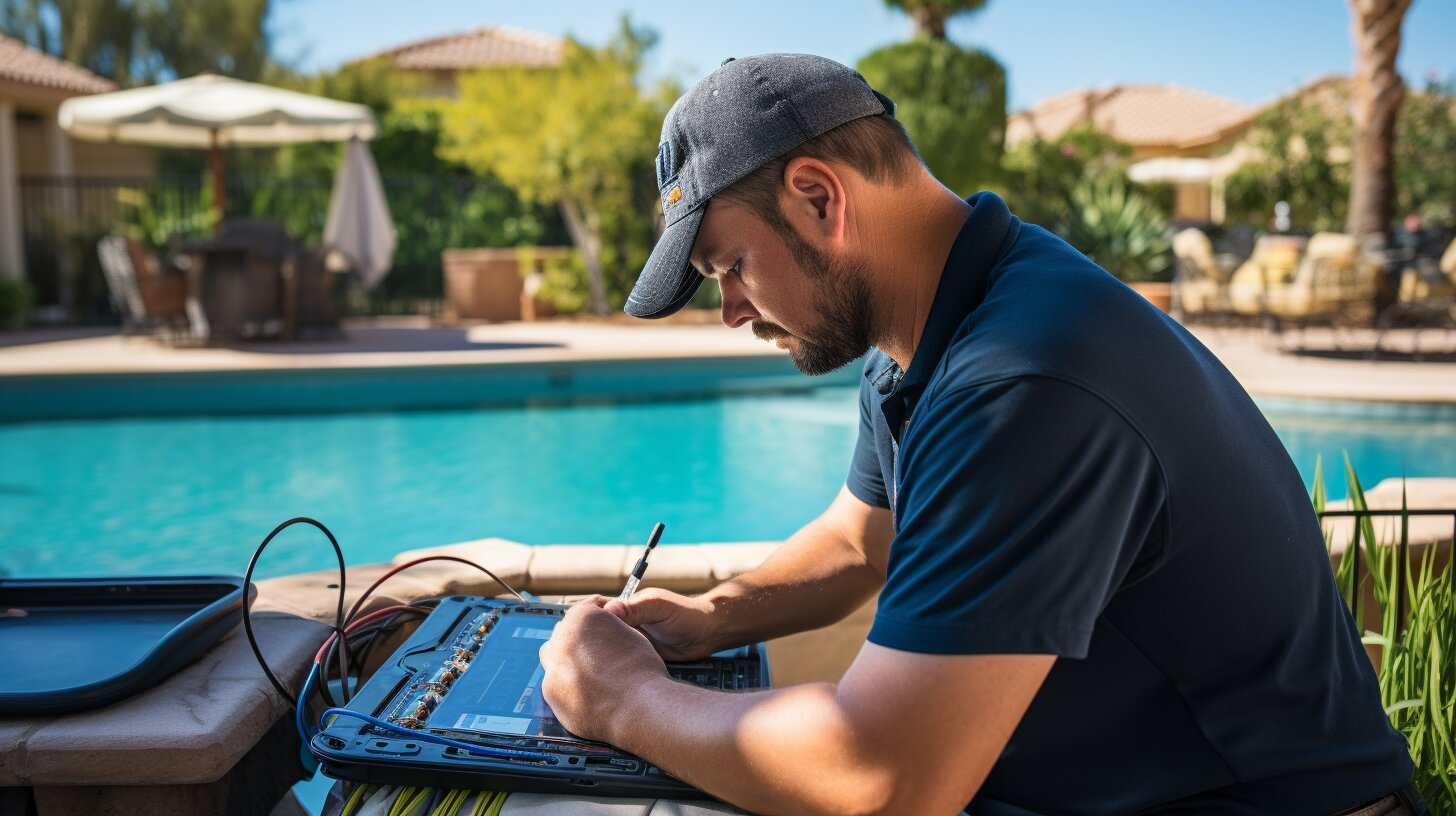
left=58, top=73, right=377, bottom=229
left=1127, top=149, right=1249, bottom=184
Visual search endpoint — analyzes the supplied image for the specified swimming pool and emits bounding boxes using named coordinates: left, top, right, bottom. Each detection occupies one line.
left=1, top=373, right=1453, bottom=580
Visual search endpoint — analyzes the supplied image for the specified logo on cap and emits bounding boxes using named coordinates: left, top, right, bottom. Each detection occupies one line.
left=655, top=142, right=676, bottom=190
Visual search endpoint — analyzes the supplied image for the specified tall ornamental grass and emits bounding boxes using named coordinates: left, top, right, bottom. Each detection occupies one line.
left=1314, top=455, right=1455, bottom=813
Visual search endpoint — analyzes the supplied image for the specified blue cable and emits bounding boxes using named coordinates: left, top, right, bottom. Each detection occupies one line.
left=297, top=663, right=321, bottom=775
left=318, top=708, right=558, bottom=763
left=297, top=663, right=319, bottom=742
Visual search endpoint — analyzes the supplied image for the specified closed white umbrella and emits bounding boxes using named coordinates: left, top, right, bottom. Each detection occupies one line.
left=324, top=137, right=396, bottom=291
left=58, top=73, right=376, bottom=229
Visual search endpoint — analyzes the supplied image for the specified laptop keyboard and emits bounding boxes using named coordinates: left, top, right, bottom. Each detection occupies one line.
left=666, top=660, right=762, bottom=690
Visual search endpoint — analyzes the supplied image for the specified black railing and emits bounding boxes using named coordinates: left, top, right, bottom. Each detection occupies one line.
left=17, top=174, right=566, bottom=322
left=1317, top=508, right=1456, bottom=625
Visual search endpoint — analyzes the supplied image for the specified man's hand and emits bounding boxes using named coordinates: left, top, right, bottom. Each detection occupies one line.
left=609, top=588, right=719, bottom=661
left=539, top=599, right=668, bottom=743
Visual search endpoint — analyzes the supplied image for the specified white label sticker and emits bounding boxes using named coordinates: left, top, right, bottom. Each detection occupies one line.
left=511, top=627, right=553, bottom=640
left=452, top=714, right=532, bottom=735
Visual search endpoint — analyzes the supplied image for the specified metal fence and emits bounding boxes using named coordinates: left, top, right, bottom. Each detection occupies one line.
left=1318, top=508, right=1456, bottom=624
left=17, top=174, right=565, bottom=322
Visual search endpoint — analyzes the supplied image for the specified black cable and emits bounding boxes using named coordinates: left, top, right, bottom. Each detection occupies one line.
left=346, top=602, right=437, bottom=682
left=243, top=516, right=347, bottom=709
left=320, top=607, right=430, bottom=698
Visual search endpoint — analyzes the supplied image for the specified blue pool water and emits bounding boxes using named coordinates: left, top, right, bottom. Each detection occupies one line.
left=1, top=383, right=1454, bottom=580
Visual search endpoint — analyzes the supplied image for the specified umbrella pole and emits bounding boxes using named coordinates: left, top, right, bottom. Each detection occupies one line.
left=208, top=130, right=225, bottom=234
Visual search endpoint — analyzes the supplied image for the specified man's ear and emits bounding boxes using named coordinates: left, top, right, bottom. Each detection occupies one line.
left=779, top=157, right=847, bottom=245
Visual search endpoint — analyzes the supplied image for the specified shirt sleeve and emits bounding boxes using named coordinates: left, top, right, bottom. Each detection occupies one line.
left=868, top=376, right=1166, bottom=658
left=845, top=373, right=891, bottom=509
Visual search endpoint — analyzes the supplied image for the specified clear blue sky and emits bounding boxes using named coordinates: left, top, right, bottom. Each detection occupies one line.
left=272, top=0, right=1455, bottom=109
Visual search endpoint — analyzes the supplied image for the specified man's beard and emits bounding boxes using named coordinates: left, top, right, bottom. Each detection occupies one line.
left=751, top=232, right=875, bottom=376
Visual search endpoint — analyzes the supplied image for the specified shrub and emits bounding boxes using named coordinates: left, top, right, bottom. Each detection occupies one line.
left=1062, top=178, right=1172, bottom=283
left=856, top=38, right=1006, bottom=195
left=0, top=276, right=35, bottom=329
left=1315, top=456, right=1456, bottom=812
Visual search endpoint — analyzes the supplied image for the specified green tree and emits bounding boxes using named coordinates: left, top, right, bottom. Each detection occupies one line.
left=231, top=59, right=558, bottom=309
left=1, top=0, right=138, bottom=83
left=1395, top=75, right=1456, bottom=228
left=999, top=124, right=1134, bottom=231
left=1224, top=87, right=1354, bottom=233
left=857, top=0, right=1005, bottom=195
left=438, top=19, right=673, bottom=314
left=0, top=0, right=274, bottom=85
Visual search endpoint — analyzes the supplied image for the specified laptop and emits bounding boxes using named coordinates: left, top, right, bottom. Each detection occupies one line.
left=309, top=596, right=770, bottom=798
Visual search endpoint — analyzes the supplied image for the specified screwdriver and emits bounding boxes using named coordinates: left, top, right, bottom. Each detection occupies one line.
left=617, top=522, right=665, bottom=601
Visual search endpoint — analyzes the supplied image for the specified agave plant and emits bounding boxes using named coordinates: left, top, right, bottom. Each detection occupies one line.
left=1062, top=178, right=1173, bottom=283
left=1315, top=455, right=1456, bottom=812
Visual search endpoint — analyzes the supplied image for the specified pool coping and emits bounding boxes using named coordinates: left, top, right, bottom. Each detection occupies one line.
left=0, top=322, right=1453, bottom=408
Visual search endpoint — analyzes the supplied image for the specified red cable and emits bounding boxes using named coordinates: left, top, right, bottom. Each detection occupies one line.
left=313, top=604, right=426, bottom=664
left=343, top=555, right=524, bottom=626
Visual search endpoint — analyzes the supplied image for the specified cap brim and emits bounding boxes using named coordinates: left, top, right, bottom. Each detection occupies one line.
left=625, top=205, right=706, bottom=319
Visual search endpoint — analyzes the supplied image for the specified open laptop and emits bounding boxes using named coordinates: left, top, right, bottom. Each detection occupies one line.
left=309, top=596, right=770, bottom=798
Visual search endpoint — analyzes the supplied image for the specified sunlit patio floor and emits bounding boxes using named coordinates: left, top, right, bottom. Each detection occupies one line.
left=0, top=317, right=1453, bottom=404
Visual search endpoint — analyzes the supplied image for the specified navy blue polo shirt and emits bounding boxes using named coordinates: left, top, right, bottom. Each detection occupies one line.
left=846, top=192, right=1412, bottom=814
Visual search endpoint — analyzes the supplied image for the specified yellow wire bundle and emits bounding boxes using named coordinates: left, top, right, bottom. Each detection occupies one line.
left=339, top=783, right=509, bottom=816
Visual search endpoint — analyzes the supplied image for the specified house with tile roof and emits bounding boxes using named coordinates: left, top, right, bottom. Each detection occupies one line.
left=347, top=26, right=564, bottom=99
left=1007, top=84, right=1256, bottom=223
left=0, top=34, right=153, bottom=290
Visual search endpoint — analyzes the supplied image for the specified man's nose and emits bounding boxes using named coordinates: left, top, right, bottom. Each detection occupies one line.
left=718, top=278, right=760, bottom=329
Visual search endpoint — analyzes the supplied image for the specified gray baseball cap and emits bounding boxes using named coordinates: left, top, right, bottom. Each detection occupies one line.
left=624, top=53, right=895, bottom=319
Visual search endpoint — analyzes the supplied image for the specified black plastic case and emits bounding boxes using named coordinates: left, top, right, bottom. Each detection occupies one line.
left=310, top=596, right=772, bottom=798
left=0, top=576, right=249, bottom=715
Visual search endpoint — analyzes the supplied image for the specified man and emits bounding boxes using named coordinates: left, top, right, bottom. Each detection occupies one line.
left=538, top=54, right=1417, bottom=815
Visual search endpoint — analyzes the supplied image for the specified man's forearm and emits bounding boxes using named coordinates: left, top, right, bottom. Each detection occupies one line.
left=612, top=674, right=894, bottom=816
left=701, top=511, right=885, bottom=650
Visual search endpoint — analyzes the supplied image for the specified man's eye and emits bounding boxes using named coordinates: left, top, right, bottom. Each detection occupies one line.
left=729, top=261, right=742, bottom=278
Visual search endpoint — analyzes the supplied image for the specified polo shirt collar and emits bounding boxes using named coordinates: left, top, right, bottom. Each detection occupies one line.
left=868, top=191, right=1020, bottom=403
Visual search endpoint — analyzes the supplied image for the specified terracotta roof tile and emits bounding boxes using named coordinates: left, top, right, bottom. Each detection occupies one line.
left=1008, top=84, right=1254, bottom=149
left=0, top=34, right=116, bottom=95
left=354, top=26, right=563, bottom=71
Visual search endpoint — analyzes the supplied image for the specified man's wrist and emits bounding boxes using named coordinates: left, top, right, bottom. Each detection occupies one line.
left=697, top=580, right=748, bottom=653
left=606, top=669, right=676, bottom=751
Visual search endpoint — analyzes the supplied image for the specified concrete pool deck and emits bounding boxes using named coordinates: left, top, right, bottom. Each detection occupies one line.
left=0, top=317, right=1453, bottom=405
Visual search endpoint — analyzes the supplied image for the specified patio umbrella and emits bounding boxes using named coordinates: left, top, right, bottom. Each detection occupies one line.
left=1127, top=151, right=1248, bottom=184
left=324, top=137, right=396, bottom=290
left=57, top=73, right=377, bottom=229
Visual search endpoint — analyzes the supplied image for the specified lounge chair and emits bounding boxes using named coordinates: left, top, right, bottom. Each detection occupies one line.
left=1262, top=232, right=1380, bottom=327
left=1227, top=235, right=1306, bottom=316
left=1172, top=228, right=1229, bottom=319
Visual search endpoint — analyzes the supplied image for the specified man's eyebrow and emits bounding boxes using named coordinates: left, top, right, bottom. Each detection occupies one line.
left=690, top=248, right=721, bottom=278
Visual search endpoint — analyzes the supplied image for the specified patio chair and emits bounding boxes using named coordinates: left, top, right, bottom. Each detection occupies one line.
left=1375, top=236, right=1456, bottom=355
left=1395, top=235, right=1456, bottom=303
left=1263, top=232, right=1380, bottom=328
left=97, top=235, right=196, bottom=342
left=284, top=248, right=342, bottom=340
left=1228, top=235, right=1306, bottom=316
left=1172, top=228, right=1229, bottom=319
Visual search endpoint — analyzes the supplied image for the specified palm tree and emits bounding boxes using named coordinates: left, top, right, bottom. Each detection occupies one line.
left=885, top=0, right=989, bottom=40
left=1346, top=0, right=1413, bottom=243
